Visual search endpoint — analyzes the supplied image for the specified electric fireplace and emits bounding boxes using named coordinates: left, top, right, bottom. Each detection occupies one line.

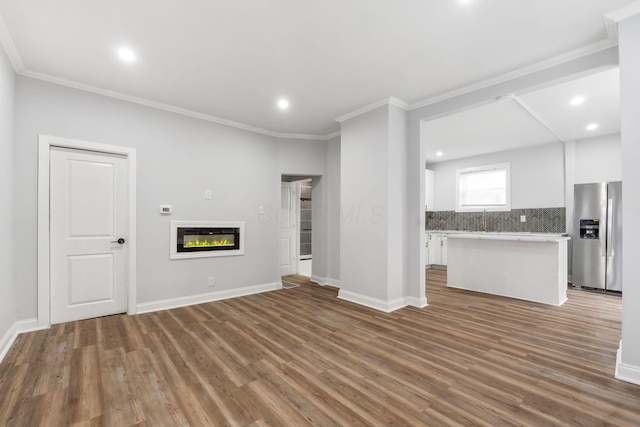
left=170, top=221, right=245, bottom=259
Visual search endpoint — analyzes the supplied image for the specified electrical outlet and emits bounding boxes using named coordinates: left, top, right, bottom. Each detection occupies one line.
left=204, top=190, right=212, bottom=200
left=520, top=215, right=526, bottom=223
left=208, top=276, right=215, bottom=287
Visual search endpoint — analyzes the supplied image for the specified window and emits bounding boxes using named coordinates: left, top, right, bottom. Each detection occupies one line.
left=455, top=163, right=511, bottom=212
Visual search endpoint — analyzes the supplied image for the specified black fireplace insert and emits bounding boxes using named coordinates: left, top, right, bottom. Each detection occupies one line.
left=177, top=227, right=241, bottom=253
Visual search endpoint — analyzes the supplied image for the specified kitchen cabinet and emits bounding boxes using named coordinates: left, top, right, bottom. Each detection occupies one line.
left=427, top=233, right=448, bottom=266
left=441, top=236, right=448, bottom=265
left=424, top=236, right=430, bottom=267
left=425, top=169, right=435, bottom=211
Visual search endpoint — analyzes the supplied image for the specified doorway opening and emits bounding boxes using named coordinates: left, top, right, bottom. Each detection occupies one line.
left=280, top=175, right=317, bottom=279
left=419, top=66, right=621, bottom=305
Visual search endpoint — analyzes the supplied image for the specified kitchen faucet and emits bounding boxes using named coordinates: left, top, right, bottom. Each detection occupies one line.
left=482, top=210, right=488, bottom=232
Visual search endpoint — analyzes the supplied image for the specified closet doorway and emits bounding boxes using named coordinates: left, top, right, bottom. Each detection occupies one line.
left=280, top=175, right=314, bottom=277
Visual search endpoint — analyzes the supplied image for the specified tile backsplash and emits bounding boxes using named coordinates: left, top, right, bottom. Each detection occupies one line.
left=426, top=208, right=566, bottom=233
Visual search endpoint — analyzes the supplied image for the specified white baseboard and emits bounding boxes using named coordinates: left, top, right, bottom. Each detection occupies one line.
left=0, top=318, right=47, bottom=363
left=338, top=290, right=428, bottom=313
left=310, top=275, right=341, bottom=288
left=405, top=296, right=428, bottom=308
left=615, top=340, right=640, bottom=386
left=326, top=277, right=341, bottom=288
left=309, top=275, right=326, bottom=285
left=337, top=290, right=406, bottom=313
left=136, top=282, right=282, bottom=314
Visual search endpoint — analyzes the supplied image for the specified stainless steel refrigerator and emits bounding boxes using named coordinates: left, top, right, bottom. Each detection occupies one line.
left=572, top=182, right=622, bottom=292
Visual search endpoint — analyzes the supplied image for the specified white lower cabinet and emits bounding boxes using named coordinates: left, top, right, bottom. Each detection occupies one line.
left=441, top=236, right=448, bottom=266
left=426, top=233, right=448, bottom=267
left=425, top=235, right=430, bottom=267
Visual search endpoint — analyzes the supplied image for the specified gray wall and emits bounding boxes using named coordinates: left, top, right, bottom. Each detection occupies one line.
left=340, top=105, right=389, bottom=300
left=619, top=13, right=640, bottom=378
left=0, top=47, right=15, bottom=339
left=574, top=133, right=621, bottom=184
left=427, top=142, right=565, bottom=211
left=388, top=104, right=408, bottom=301
left=13, top=76, right=330, bottom=318
left=326, top=136, right=341, bottom=283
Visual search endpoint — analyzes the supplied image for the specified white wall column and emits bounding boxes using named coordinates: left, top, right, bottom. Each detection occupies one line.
left=612, top=6, right=640, bottom=385
left=338, top=101, right=416, bottom=312
left=564, top=140, right=576, bottom=279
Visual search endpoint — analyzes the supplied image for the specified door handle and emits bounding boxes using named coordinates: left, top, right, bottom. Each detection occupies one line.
left=111, top=238, right=126, bottom=244
left=607, top=199, right=613, bottom=257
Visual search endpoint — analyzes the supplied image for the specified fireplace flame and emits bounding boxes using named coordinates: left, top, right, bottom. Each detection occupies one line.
left=184, top=239, right=233, bottom=248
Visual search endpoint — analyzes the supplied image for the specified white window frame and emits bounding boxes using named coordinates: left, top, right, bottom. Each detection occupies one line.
left=455, top=162, right=511, bottom=212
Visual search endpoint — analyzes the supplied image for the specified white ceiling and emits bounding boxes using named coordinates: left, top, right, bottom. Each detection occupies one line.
left=422, top=67, right=621, bottom=163
left=0, top=0, right=633, bottom=137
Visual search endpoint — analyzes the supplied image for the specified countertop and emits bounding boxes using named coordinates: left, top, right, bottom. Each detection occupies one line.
left=446, top=232, right=570, bottom=243
left=426, top=230, right=569, bottom=242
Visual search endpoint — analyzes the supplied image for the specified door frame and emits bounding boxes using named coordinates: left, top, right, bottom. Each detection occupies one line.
left=37, top=135, right=137, bottom=328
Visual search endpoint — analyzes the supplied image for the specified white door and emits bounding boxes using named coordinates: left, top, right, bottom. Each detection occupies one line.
left=279, top=182, right=297, bottom=276
left=50, top=147, right=129, bottom=324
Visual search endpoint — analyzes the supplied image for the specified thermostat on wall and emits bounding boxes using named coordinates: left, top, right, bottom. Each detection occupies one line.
left=159, top=205, right=172, bottom=215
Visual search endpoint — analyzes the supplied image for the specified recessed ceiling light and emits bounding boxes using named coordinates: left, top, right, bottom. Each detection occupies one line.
left=436, top=151, right=444, bottom=157
left=570, top=96, right=585, bottom=106
left=586, top=123, right=598, bottom=131
left=277, top=99, right=289, bottom=110
left=117, top=48, right=136, bottom=63
left=459, top=0, right=473, bottom=4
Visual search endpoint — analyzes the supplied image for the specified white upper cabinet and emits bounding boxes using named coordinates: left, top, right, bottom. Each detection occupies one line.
left=425, top=169, right=435, bottom=211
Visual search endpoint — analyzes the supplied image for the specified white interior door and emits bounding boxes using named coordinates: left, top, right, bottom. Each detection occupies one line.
left=50, top=147, right=128, bottom=324
left=280, top=182, right=297, bottom=276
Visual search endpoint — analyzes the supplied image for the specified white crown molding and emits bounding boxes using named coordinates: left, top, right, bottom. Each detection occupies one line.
left=408, top=39, right=618, bottom=111
left=603, top=15, right=619, bottom=41
left=389, top=96, right=410, bottom=110
left=604, top=1, right=640, bottom=41
left=0, top=7, right=617, bottom=142
left=335, top=96, right=410, bottom=124
left=0, top=8, right=339, bottom=140
left=21, top=69, right=339, bottom=141
left=276, top=130, right=339, bottom=141
left=324, top=130, right=341, bottom=140
left=0, top=12, right=25, bottom=72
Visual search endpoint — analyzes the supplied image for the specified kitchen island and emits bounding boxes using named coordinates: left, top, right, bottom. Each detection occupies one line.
left=446, top=233, right=570, bottom=306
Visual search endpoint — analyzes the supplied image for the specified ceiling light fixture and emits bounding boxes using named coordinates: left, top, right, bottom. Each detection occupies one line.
left=586, top=123, right=598, bottom=131
left=459, top=0, right=473, bottom=4
left=570, top=96, right=585, bottom=106
left=277, top=99, right=289, bottom=110
left=117, top=48, right=136, bottom=63
left=436, top=151, right=444, bottom=157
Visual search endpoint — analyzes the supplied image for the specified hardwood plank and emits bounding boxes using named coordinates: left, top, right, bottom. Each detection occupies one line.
left=1, top=269, right=639, bottom=426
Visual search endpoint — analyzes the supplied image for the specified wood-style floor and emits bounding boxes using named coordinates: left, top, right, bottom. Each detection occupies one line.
left=1, top=270, right=639, bottom=426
